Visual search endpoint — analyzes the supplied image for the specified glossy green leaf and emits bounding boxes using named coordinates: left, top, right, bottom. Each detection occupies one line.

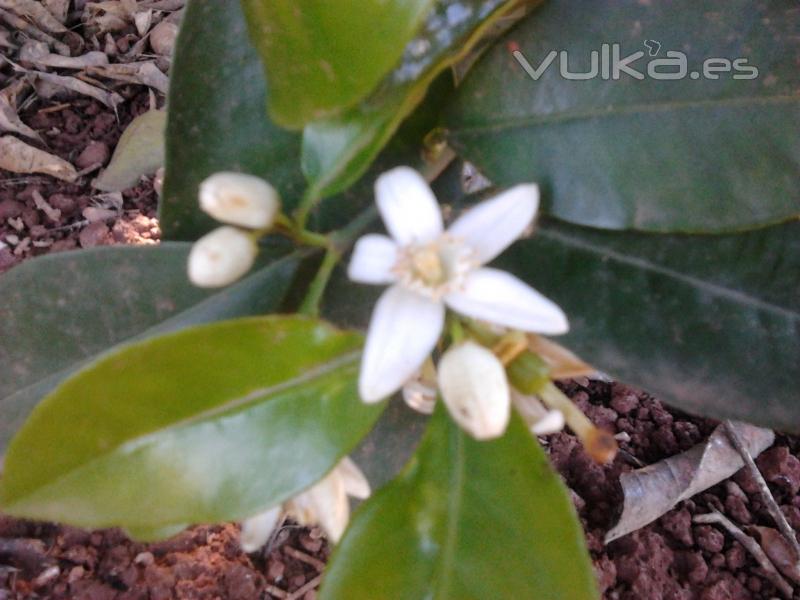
left=0, top=316, right=384, bottom=531
left=321, top=407, right=597, bottom=600
left=0, top=244, right=299, bottom=451
left=301, top=0, right=522, bottom=200
left=240, top=0, right=435, bottom=129
left=94, top=110, right=166, bottom=192
left=161, top=0, right=305, bottom=240
left=498, top=219, right=800, bottom=430
left=444, top=0, right=800, bottom=232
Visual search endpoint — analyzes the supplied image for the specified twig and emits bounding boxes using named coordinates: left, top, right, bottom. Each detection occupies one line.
left=264, top=584, right=288, bottom=599
left=286, top=574, right=322, bottom=600
left=284, top=546, right=326, bottom=571
left=723, top=420, right=800, bottom=564
left=694, top=510, right=794, bottom=599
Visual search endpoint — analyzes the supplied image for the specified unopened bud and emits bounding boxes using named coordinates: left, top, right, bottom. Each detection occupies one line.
left=188, top=226, right=257, bottom=287
left=199, top=172, right=280, bottom=229
left=437, top=341, right=510, bottom=441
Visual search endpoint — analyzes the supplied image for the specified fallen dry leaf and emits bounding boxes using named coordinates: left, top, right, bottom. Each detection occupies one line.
left=0, top=0, right=66, bottom=33
left=87, top=62, right=169, bottom=94
left=29, top=71, right=123, bottom=107
left=43, top=0, right=68, bottom=23
left=0, top=95, right=38, bottom=140
left=20, top=40, right=109, bottom=69
left=0, top=135, right=77, bottom=181
left=94, top=109, right=165, bottom=191
left=749, top=526, right=800, bottom=584
left=605, top=422, right=775, bottom=542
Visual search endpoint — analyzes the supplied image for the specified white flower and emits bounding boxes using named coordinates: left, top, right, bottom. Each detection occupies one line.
left=437, top=341, right=510, bottom=440
left=188, top=226, right=256, bottom=287
left=240, top=457, right=370, bottom=552
left=199, top=172, right=280, bottom=229
left=348, top=166, right=569, bottom=403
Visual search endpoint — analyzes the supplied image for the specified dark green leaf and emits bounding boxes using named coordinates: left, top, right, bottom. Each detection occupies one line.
left=444, top=0, right=800, bottom=232
left=321, top=407, right=597, bottom=600
left=499, top=219, right=800, bottom=430
left=240, top=0, right=435, bottom=129
left=161, top=0, right=305, bottom=240
left=0, top=316, right=383, bottom=531
left=0, top=244, right=299, bottom=451
left=302, top=0, right=523, bottom=200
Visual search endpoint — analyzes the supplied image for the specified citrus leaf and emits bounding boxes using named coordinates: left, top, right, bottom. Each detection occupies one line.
left=0, top=244, right=300, bottom=451
left=0, top=316, right=384, bottom=531
left=444, top=0, right=800, bottom=232
left=240, top=0, right=435, bottom=129
left=321, top=406, right=597, bottom=600
left=500, top=219, right=800, bottom=430
left=94, top=109, right=166, bottom=192
left=161, top=0, right=305, bottom=240
left=301, top=0, right=524, bottom=201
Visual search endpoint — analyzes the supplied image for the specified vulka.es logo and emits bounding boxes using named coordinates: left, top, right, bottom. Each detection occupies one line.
left=512, top=42, right=759, bottom=81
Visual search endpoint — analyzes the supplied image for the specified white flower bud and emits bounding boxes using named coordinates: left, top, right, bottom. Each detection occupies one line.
left=188, top=226, right=256, bottom=288
left=437, top=341, right=511, bottom=440
left=199, top=172, right=280, bottom=229
left=240, top=506, right=281, bottom=553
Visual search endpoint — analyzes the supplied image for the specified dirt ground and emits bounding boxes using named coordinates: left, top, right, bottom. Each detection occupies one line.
left=3, top=5, right=800, bottom=599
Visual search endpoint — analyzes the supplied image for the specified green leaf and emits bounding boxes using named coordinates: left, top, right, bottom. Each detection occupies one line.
left=0, top=316, right=384, bottom=531
left=161, top=0, right=305, bottom=240
left=444, top=0, right=800, bottom=232
left=499, top=219, right=800, bottom=430
left=0, top=244, right=300, bottom=451
left=94, top=110, right=166, bottom=192
left=321, top=407, right=597, bottom=600
left=240, top=0, right=435, bottom=129
left=301, top=0, right=522, bottom=201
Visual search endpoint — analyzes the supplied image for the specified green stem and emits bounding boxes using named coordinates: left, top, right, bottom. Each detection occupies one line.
left=293, top=187, right=322, bottom=231
left=274, top=213, right=329, bottom=248
left=299, top=247, right=341, bottom=317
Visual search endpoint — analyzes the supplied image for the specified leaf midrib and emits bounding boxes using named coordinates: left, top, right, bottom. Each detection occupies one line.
left=538, top=227, right=799, bottom=320
left=6, top=348, right=362, bottom=503
left=432, top=424, right=466, bottom=599
left=449, top=92, right=799, bottom=135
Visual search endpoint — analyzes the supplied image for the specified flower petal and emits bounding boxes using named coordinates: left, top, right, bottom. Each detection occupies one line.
left=291, top=472, right=349, bottom=543
left=337, top=457, right=371, bottom=500
left=447, top=183, right=538, bottom=264
left=240, top=506, right=282, bottom=553
left=359, top=285, right=445, bottom=402
left=375, top=166, right=442, bottom=245
left=347, top=234, right=398, bottom=285
left=445, top=268, right=568, bottom=334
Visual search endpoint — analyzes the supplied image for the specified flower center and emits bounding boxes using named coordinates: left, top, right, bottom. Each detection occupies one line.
left=394, top=235, right=477, bottom=300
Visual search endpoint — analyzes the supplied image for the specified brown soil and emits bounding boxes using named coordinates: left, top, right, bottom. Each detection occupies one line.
left=0, top=90, right=161, bottom=274
left=2, top=379, right=799, bottom=599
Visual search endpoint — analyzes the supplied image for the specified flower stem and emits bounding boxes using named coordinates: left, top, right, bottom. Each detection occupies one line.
left=293, top=188, right=322, bottom=231
left=539, top=382, right=618, bottom=465
left=299, top=247, right=341, bottom=317
left=274, top=213, right=329, bottom=248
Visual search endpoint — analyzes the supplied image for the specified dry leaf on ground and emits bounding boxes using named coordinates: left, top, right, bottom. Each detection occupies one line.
left=605, top=422, right=775, bottom=542
left=749, top=526, right=800, bottom=584
left=19, top=40, right=109, bottom=69
left=94, top=109, right=165, bottom=191
left=0, top=0, right=66, bottom=33
left=28, top=71, right=123, bottom=107
left=87, top=62, right=169, bottom=94
left=0, top=135, right=77, bottom=181
left=0, top=95, right=38, bottom=140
